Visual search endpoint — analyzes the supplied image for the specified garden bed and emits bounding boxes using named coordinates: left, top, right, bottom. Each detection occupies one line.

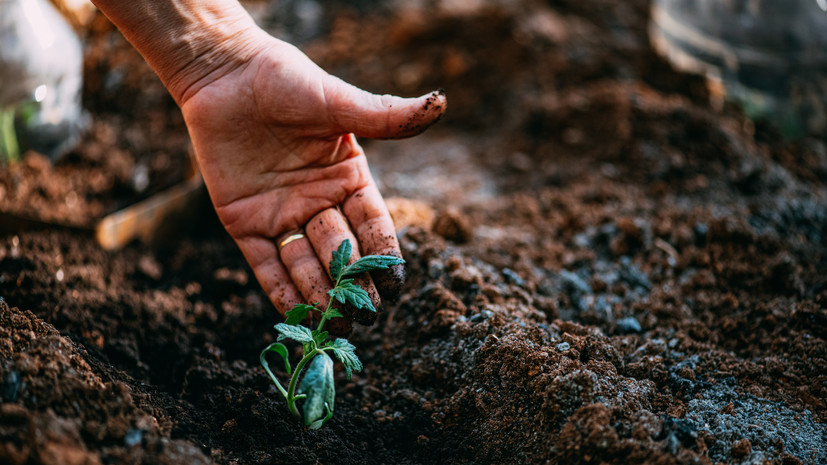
left=1, top=1, right=825, bottom=464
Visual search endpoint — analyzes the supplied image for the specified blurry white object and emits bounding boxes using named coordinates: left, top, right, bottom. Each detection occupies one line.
left=0, top=0, right=86, bottom=161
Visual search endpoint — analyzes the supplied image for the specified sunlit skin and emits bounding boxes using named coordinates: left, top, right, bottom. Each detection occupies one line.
left=91, top=1, right=446, bottom=332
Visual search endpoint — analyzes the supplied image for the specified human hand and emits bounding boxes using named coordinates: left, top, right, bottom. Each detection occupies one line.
left=178, top=33, right=446, bottom=334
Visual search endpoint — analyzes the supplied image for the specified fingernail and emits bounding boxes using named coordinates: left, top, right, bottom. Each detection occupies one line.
left=422, top=90, right=446, bottom=113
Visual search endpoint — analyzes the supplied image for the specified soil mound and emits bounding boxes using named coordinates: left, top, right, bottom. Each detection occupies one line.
left=1, top=0, right=825, bottom=464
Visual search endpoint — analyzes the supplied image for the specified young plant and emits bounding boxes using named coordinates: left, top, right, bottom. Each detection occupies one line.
left=0, top=107, right=20, bottom=165
left=260, top=239, right=404, bottom=429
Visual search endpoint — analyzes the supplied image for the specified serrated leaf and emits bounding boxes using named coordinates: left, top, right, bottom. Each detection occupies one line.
left=274, top=323, right=313, bottom=343
left=328, top=280, right=375, bottom=312
left=312, top=330, right=329, bottom=346
left=285, top=304, right=317, bottom=325
left=298, top=354, right=335, bottom=426
left=324, top=307, right=344, bottom=320
left=329, top=338, right=362, bottom=379
left=260, top=343, right=290, bottom=398
left=329, top=240, right=352, bottom=282
left=342, top=255, right=405, bottom=276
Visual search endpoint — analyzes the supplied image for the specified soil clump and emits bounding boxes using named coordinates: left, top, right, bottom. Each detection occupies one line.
left=1, top=1, right=825, bottom=464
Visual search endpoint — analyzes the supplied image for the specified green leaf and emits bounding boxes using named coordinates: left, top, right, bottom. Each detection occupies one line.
left=285, top=304, right=317, bottom=325
left=274, top=323, right=313, bottom=343
left=307, top=402, right=333, bottom=430
left=260, top=343, right=290, bottom=398
left=328, top=279, right=375, bottom=312
left=312, top=330, right=329, bottom=346
left=329, top=338, right=362, bottom=379
left=0, top=108, right=20, bottom=164
left=342, top=255, right=405, bottom=276
left=329, top=240, right=352, bottom=282
left=298, top=354, right=335, bottom=426
left=324, top=307, right=344, bottom=320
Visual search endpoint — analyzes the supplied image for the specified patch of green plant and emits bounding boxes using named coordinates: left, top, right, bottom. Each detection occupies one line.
left=0, top=107, right=20, bottom=165
left=260, top=239, right=404, bottom=429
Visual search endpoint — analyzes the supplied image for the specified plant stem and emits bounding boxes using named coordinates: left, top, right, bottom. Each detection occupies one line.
left=315, top=274, right=343, bottom=333
left=286, top=348, right=323, bottom=418
left=316, top=301, right=332, bottom=333
left=286, top=273, right=344, bottom=418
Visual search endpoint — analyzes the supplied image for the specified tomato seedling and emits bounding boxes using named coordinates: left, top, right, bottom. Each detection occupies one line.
left=260, top=239, right=404, bottom=429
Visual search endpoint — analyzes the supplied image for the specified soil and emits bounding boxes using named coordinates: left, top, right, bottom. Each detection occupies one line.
left=1, top=1, right=826, bottom=464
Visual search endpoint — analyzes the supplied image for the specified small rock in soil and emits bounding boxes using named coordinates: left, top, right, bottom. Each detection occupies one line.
left=433, top=208, right=473, bottom=243
left=616, top=316, right=641, bottom=334
left=2, top=370, right=21, bottom=402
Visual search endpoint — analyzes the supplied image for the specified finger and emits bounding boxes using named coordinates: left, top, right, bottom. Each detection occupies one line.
left=305, top=207, right=382, bottom=325
left=324, top=75, right=447, bottom=140
left=278, top=231, right=352, bottom=335
left=342, top=181, right=406, bottom=302
left=235, top=236, right=304, bottom=316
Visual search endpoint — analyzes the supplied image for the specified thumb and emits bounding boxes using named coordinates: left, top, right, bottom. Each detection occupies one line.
left=324, top=75, right=446, bottom=140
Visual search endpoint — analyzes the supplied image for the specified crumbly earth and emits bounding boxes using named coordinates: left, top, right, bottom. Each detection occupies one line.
left=1, top=1, right=825, bottom=464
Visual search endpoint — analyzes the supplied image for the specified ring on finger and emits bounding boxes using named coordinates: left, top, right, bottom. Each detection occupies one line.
left=278, top=231, right=305, bottom=249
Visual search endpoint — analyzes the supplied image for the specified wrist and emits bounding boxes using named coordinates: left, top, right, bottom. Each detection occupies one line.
left=170, top=14, right=268, bottom=105
left=92, top=0, right=267, bottom=104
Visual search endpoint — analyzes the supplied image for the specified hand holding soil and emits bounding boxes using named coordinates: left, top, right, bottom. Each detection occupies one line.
left=92, top=0, right=447, bottom=332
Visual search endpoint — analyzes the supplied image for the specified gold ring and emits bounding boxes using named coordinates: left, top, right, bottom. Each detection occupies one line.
left=279, top=233, right=305, bottom=249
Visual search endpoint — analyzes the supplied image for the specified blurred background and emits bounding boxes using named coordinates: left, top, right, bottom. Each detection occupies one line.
left=1, top=0, right=825, bottom=239
left=1, top=2, right=826, bottom=464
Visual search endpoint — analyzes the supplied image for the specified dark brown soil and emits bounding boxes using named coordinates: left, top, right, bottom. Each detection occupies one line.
left=1, top=1, right=825, bottom=464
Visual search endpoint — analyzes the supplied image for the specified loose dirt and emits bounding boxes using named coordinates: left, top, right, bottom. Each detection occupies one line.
left=1, top=1, right=825, bottom=464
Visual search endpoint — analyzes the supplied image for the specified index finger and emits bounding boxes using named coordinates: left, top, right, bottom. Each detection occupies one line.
left=342, top=182, right=406, bottom=301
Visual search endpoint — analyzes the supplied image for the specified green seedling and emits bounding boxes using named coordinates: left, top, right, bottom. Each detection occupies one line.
left=260, top=239, right=404, bottom=429
left=0, top=101, right=40, bottom=165
left=0, top=107, right=20, bottom=164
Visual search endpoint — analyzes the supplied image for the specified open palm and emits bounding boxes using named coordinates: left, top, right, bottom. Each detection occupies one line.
left=180, top=37, right=446, bottom=333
